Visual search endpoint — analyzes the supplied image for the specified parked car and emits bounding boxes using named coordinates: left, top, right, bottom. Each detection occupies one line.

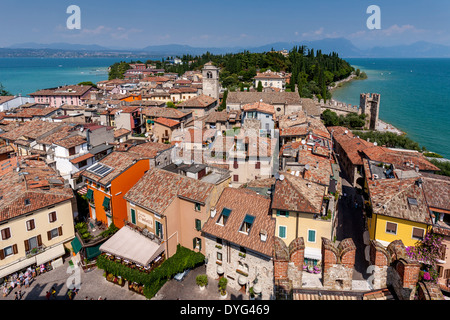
left=174, top=269, right=190, bottom=281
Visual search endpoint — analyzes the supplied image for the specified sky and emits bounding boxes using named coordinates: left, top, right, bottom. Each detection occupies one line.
left=1, top=0, right=449, bottom=49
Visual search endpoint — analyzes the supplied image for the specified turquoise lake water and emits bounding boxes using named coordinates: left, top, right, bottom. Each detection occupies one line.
left=0, top=57, right=449, bottom=158
left=331, top=58, right=450, bottom=159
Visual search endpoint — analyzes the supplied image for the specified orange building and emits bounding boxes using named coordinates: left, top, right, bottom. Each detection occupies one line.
left=120, top=94, right=142, bottom=102
left=82, top=151, right=149, bottom=228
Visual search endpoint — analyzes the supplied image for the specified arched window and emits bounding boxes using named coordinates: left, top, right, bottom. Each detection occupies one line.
left=207, top=71, right=213, bottom=79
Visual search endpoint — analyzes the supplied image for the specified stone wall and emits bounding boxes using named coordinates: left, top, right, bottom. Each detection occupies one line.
left=321, top=238, right=356, bottom=290
left=204, top=235, right=274, bottom=300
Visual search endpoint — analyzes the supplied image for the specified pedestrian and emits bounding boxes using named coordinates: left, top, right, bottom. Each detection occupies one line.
left=14, top=292, right=18, bottom=300
left=46, top=291, right=51, bottom=300
left=51, top=287, right=56, bottom=299
left=18, top=290, right=22, bottom=300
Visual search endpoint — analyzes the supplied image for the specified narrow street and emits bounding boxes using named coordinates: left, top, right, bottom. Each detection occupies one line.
left=336, top=171, right=370, bottom=281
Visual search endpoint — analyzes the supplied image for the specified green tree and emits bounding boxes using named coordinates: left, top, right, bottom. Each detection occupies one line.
left=0, top=83, right=11, bottom=96
left=257, top=80, right=263, bottom=92
left=219, top=90, right=228, bottom=111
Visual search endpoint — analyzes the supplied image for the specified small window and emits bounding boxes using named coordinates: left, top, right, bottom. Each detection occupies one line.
left=217, top=251, right=222, bottom=261
left=195, top=203, right=201, bottom=212
left=49, top=211, right=57, bottom=223
left=277, top=210, right=289, bottom=217
left=1, top=228, right=11, bottom=240
left=26, top=219, right=35, bottom=231
left=217, top=207, right=231, bottom=226
left=386, top=222, right=397, bottom=234
left=279, top=226, right=287, bottom=239
left=24, top=199, right=31, bottom=206
left=412, top=227, right=424, bottom=240
left=240, top=215, right=255, bottom=234
left=307, top=230, right=316, bottom=243
left=233, top=175, right=239, bottom=182
left=3, top=245, right=14, bottom=258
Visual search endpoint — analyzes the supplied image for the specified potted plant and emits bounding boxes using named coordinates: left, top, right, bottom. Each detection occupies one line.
left=218, top=277, right=228, bottom=299
left=249, top=287, right=256, bottom=300
left=196, top=274, right=208, bottom=291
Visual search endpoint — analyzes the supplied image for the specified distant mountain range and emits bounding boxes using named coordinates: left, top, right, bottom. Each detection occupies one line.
left=3, top=38, right=450, bottom=58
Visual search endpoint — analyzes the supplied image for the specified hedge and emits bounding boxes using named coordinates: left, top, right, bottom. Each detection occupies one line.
left=96, top=245, right=205, bottom=299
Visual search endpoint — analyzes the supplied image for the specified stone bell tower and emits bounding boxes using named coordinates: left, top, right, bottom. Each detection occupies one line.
left=202, top=62, right=220, bottom=100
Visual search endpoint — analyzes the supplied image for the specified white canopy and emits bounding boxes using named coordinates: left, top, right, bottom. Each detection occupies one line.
left=100, top=226, right=164, bottom=266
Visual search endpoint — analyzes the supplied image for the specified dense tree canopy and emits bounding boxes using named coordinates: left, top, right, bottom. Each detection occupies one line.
left=141, top=47, right=354, bottom=99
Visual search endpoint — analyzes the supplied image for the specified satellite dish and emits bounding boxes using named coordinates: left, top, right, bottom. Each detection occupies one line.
left=279, top=174, right=284, bottom=181
left=374, top=142, right=378, bottom=146
left=301, top=140, right=306, bottom=145
left=305, top=164, right=310, bottom=170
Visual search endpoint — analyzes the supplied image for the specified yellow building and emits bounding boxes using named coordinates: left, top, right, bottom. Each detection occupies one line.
left=271, top=173, right=333, bottom=264
left=0, top=157, right=75, bottom=279
left=363, top=159, right=432, bottom=247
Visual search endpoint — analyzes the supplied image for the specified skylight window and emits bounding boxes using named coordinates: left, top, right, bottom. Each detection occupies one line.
left=407, top=197, right=418, bottom=206
left=240, top=215, right=255, bottom=234
left=216, top=207, right=231, bottom=226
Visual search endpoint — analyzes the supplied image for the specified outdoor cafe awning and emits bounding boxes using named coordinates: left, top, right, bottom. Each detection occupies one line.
left=99, top=226, right=165, bottom=266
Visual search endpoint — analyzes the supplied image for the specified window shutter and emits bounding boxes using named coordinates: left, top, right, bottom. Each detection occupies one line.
left=0, top=249, right=4, bottom=260
left=12, top=244, right=18, bottom=254
left=198, top=238, right=202, bottom=251
left=193, top=238, right=197, bottom=250
left=37, top=235, right=42, bottom=246
left=58, top=227, right=63, bottom=236
left=195, top=219, right=201, bottom=231
left=24, top=240, right=30, bottom=252
left=279, top=226, right=286, bottom=238
left=47, top=231, right=52, bottom=241
left=444, top=269, right=450, bottom=279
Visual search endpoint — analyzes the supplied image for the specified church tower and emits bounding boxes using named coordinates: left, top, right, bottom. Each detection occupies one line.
left=202, top=62, right=220, bottom=100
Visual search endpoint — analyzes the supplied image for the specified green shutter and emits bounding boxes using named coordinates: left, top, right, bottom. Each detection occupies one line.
left=193, top=238, right=197, bottom=249
left=198, top=238, right=202, bottom=251
left=279, top=226, right=286, bottom=238
left=308, top=230, right=316, bottom=242
left=86, top=189, right=93, bottom=201
left=131, top=209, right=136, bottom=224
left=195, top=219, right=201, bottom=231
left=102, top=197, right=110, bottom=210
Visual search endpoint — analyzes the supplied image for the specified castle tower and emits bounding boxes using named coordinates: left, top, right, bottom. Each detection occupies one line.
left=360, top=93, right=380, bottom=130
left=202, top=62, right=220, bottom=100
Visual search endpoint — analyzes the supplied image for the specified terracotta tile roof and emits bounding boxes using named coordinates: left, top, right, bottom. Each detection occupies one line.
left=201, top=188, right=275, bottom=257
left=124, top=167, right=214, bottom=214
left=363, top=146, right=439, bottom=171
left=53, top=134, right=86, bottom=149
left=328, top=126, right=374, bottom=165
left=154, top=117, right=180, bottom=128
left=177, top=94, right=217, bottom=108
left=421, top=173, right=450, bottom=212
left=0, top=120, right=63, bottom=141
left=0, top=96, right=16, bottom=104
left=242, top=101, right=275, bottom=115
left=141, top=107, right=190, bottom=119
left=0, top=158, right=74, bottom=222
left=81, top=151, right=141, bottom=185
left=113, top=128, right=131, bottom=138
left=226, top=92, right=302, bottom=105
left=254, top=71, right=284, bottom=79
left=272, top=173, right=326, bottom=214
left=363, top=159, right=432, bottom=225
left=278, top=111, right=307, bottom=129
left=3, top=107, right=60, bottom=119
left=202, top=111, right=229, bottom=123
left=127, top=141, right=173, bottom=158
left=169, top=87, right=198, bottom=94
left=29, top=85, right=93, bottom=97
left=70, top=152, right=94, bottom=164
